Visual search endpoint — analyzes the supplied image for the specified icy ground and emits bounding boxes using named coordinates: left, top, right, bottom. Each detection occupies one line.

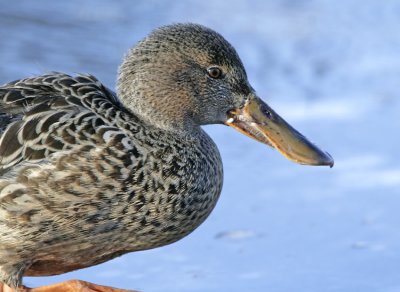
left=1, top=1, right=399, bottom=291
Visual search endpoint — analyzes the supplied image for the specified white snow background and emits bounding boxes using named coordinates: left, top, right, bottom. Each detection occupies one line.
left=1, top=1, right=399, bottom=291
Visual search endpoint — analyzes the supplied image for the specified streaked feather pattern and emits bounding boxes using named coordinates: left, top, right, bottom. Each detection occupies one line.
left=0, top=73, right=132, bottom=172
left=0, top=72, right=222, bottom=287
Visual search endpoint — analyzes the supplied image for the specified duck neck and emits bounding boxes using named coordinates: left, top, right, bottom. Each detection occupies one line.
left=117, top=67, right=201, bottom=137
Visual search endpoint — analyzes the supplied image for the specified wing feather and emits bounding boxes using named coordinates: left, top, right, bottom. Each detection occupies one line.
left=0, top=73, right=133, bottom=173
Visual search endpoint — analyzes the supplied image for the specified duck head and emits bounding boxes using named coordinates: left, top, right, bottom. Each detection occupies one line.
left=117, top=23, right=333, bottom=167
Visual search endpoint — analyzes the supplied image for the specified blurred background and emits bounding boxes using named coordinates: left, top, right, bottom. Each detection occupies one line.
left=1, top=1, right=399, bottom=291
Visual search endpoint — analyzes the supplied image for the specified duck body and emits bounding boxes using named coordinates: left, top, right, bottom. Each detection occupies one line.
left=0, top=73, right=222, bottom=286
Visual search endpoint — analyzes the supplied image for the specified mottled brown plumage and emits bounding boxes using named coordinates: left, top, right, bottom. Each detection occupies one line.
left=0, top=23, right=333, bottom=291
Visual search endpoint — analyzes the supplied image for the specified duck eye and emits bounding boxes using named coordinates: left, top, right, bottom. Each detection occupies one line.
left=207, top=67, right=223, bottom=79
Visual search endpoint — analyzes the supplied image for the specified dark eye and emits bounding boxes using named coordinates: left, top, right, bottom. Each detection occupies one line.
left=207, top=66, right=223, bottom=79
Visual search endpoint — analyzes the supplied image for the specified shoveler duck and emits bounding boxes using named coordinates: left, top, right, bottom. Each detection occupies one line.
left=0, top=23, right=333, bottom=292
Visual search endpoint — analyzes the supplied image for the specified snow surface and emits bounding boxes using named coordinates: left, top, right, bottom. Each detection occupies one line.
left=1, top=1, right=399, bottom=291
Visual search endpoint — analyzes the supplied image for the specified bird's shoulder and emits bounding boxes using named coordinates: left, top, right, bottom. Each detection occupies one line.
left=0, top=72, right=141, bottom=173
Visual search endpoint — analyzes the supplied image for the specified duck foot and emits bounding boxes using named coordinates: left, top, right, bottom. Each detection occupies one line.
left=1, top=280, right=137, bottom=292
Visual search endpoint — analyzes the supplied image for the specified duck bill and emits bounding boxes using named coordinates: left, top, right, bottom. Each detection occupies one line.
left=225, top=95, right=334, bottom=167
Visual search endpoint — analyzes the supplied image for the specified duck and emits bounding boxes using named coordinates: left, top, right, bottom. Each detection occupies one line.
left=0, top=23, right=333, bottom=292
